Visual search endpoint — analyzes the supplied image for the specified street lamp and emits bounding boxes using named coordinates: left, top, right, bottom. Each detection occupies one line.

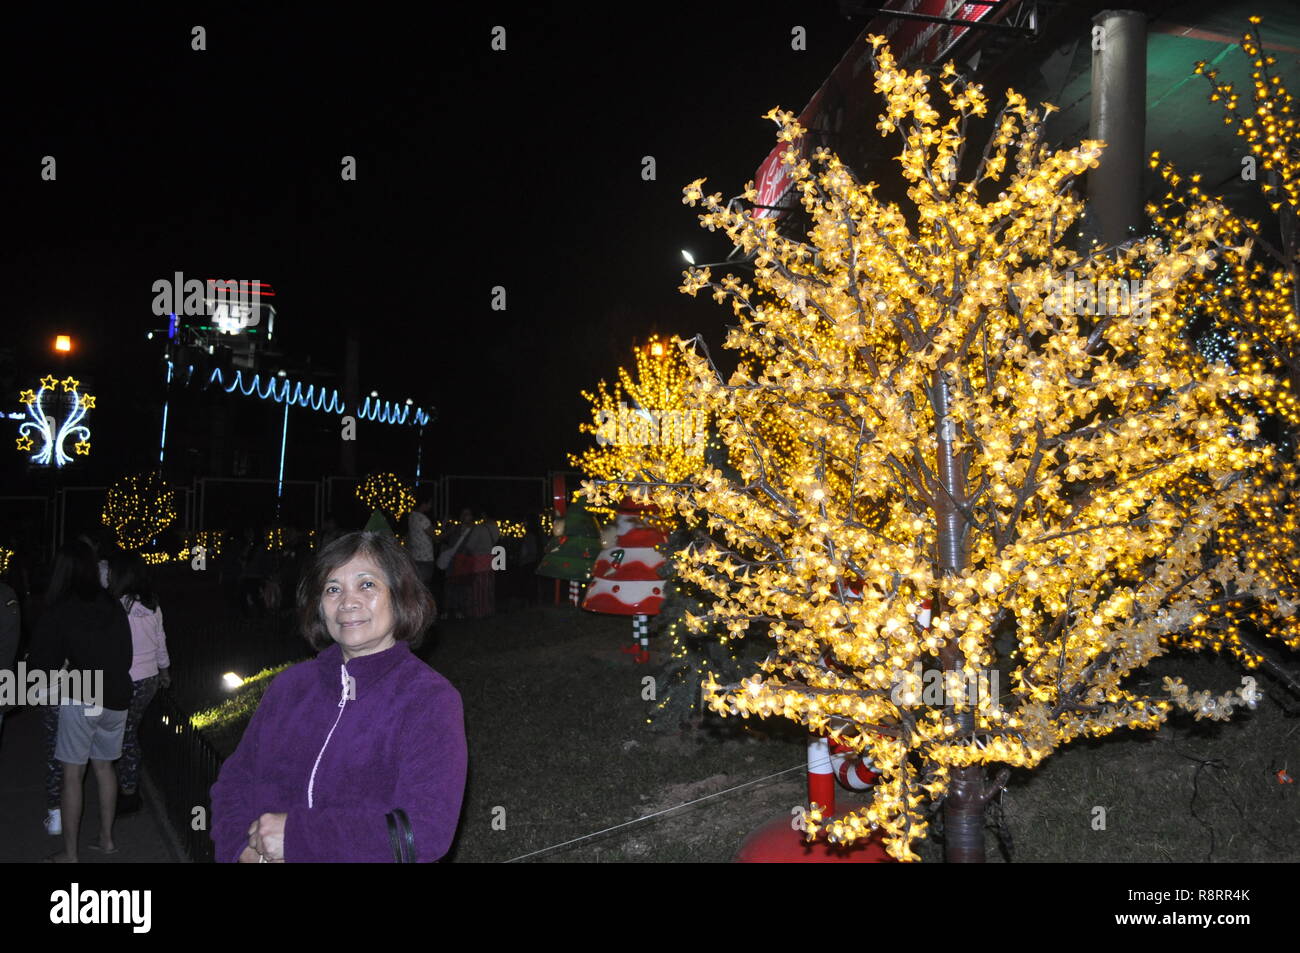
left=679, top=246, right=754, bottom=270
left=54, top=334, right=72, bottom=353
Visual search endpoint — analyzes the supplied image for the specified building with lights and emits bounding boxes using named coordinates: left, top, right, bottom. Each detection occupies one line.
left=748, top=1, right=1300, bottom=251
left=150, top=285, right=433, bottom=529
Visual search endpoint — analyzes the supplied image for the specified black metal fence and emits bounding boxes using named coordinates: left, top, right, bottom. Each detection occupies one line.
left=139, top=687, right=224, bottom=863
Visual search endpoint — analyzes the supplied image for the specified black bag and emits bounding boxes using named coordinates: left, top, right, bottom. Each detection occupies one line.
left=385, top=809, right=416, bottom=863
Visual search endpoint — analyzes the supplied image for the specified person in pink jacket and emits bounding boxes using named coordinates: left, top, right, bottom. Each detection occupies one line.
left=107, top=552, right=171, bottom=818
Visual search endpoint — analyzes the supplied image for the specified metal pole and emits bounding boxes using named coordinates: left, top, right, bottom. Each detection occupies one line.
left=1084, top=10, right=1147, bottom=248
left=276, top=401, right=289, bottom=518
left=159, top=359, right=174, bottom=467
left=415, top=423, right=425, bottom=484
left=341, top=330, right=359, bottom=478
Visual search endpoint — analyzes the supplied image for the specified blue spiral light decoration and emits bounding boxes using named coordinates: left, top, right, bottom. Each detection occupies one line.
left=204, top=366, right=431, bottom=425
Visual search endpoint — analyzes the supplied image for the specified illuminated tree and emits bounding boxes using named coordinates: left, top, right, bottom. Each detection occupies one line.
left=571, top=335, right=708, bottom=485
left=103, top=472, right=177, bottom=550
left=586, top=36, right=1281, bottom=862
left=355, top=472, right=416, bottom=522
left=1149, top=17, right=1300, bottom=675
left=574, top=339, right=756, bottom=716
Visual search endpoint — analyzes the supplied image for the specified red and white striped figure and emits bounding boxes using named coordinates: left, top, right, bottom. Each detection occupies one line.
left=583, top=498, right=668, bottom=661
left=829, top=741, right=879, bottom=789
left=916, top=597, right=932, bottom=630
left=802, top=734, right=879, bottom=842
left=816, top=599, right=927, bottom=795
left=732, top=737, right=892, bottom=863
left=806, top=736, right=836, bottom=819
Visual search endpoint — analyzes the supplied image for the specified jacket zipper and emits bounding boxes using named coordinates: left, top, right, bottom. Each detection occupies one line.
left=307, top=663, right=350, bottom=808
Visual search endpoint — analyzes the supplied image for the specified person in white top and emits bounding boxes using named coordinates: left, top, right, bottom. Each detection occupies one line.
left=448, top=509, right=500, bottom=619
left=107, top=552, right=171, bottom=817
left=407, top=496, right=437, bottom=590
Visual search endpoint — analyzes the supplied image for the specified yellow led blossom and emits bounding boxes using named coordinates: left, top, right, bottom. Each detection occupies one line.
left=1149, top=19, right=1300, bottom=666
left=571, top=335, right=708, bottom=486
left=586, top=38, right=1280, bottom=863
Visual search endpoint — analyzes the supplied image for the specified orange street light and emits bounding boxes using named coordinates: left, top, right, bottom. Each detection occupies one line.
left=54, top=334, right=72, bottom=353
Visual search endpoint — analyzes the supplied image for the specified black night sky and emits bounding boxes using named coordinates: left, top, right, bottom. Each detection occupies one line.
left=0, top=3, right=866, bottom=487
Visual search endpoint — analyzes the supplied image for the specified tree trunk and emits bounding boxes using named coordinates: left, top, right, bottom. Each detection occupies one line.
left=945, top=775, right=988, bottom=861
left=932, top=369, right=987, bottom=862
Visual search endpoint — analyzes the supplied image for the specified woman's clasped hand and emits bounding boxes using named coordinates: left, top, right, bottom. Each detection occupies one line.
left=239, top=812, right=288, bottom=862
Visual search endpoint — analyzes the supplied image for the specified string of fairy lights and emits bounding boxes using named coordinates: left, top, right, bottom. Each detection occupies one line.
left=355, top=472, right=417, bottom=521
left=580, top=33, right=1289, bottom=862
left=101, top=473, right=177, bottom=551
left=1148, top=16, right=1300, bottom=665
left=91, top=464, right=543, bottom=560
left=570, top=337, right=751, bottom=726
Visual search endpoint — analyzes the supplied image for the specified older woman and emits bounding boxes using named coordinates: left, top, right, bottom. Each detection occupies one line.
left=210, top=531, right=466, bottom=862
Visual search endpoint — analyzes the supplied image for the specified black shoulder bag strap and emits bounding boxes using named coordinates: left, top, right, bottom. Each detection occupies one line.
left=385, top=809, right=417, bottom=863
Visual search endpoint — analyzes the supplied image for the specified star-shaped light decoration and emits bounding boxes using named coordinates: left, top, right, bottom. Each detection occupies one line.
left=17, top=374, right=94, bottom=466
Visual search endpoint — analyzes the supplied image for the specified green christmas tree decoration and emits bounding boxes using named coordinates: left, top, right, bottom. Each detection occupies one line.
left=536, top=500, right=604, bottom=582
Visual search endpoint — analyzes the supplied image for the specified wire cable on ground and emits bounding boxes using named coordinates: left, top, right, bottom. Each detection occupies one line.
left=502, top=763, right=806, bottom=863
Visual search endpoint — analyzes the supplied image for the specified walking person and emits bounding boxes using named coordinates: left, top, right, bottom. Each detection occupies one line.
left=236, top=527, right=265, bottom=618
left=107, top=551, right=171, bottom=817
left=460, top=510, right=500, bottom=619
left=438, top=509, right=475, bottom=620
left=407, top=495, right=437, bottom=591
left=27, top=540, right=133, bottom=862
left=39, top=530, right=114, bottom=836
left=516, top=517, right=540, bottom=607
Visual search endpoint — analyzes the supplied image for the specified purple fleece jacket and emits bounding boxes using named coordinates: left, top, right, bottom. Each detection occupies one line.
left=210, top=640, right=466, bottom=862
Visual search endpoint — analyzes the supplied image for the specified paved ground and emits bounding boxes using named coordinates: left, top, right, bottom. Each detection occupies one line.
left=0, top=706, right=180, bottom=863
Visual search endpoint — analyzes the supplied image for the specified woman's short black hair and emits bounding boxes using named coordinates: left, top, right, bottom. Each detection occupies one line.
left=108, top=550, right=159, bottom=611
left=46, top=539, right=102, bottom=605
left=297, top=531, right=436, bottom=651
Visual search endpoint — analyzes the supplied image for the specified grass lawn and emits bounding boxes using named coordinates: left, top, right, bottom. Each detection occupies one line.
left=196, top=598, right=1299, bottom=862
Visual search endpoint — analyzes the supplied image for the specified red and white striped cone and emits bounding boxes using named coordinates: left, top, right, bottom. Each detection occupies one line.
left=829, top=741, right=879, bottom=789
left=807, top=736, right=836, bottom=821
